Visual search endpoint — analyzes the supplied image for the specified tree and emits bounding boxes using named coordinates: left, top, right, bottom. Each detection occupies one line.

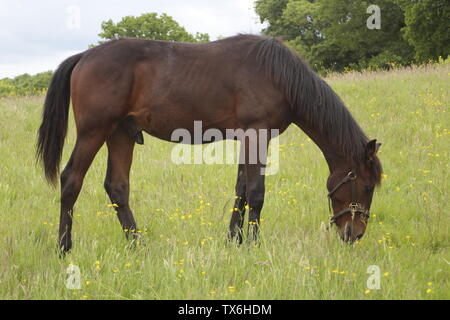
left=398, top=0, right=450, bottom=62
left=255, top=0, right=290, bottom=36
left=255, top=0, right=415, bottom=73
left=304, top=0, right=414, bottom=72
left=0, top=71, right=53, bottom=97
left=95, top=13, right=210, bottom=45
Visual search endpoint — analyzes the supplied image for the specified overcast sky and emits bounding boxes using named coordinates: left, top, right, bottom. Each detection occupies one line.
left=0, top=0, right=267, bottom=78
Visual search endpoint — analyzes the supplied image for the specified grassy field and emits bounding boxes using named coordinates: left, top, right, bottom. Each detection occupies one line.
left=0, top=63, right=448, bottom=300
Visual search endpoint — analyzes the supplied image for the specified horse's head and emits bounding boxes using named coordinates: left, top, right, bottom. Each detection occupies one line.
left=327, top=140, right=382, bottom=243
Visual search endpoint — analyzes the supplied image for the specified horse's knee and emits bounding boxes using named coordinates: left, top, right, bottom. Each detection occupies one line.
left=104, top=180, right=129, bottom=205
left=247, top=189, right=265, bottom=212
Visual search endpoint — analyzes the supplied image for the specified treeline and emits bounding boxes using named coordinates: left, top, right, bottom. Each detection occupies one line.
left=0, top=71, right=52, bottom=97
left=1, top=1, right=448, bottom=97
left=255, top=0, right=449, bottom=73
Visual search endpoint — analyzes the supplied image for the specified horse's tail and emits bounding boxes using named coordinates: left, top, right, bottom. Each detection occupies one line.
left=36, top=52, right=84, bottom=186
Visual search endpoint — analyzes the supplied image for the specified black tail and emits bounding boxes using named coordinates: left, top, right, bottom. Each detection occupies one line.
left=36, top=52, right=84, bottom=186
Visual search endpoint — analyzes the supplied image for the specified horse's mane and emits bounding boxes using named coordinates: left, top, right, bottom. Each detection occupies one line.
left=242, top=35, right=382, bottom=183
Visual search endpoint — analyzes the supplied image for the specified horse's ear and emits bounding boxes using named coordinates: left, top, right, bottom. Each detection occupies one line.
left=366, top=139, right=381, bottom=159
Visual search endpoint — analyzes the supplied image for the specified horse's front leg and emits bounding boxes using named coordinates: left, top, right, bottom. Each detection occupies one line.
left=245, top=131, right=269, bottom=244
left=245, top=162, right=266, bottom=243
left=228, top=163, right=247, bottom=244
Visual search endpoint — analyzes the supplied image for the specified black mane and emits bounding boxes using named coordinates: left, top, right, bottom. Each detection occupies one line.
left=248, top=35, right=382, bottom=183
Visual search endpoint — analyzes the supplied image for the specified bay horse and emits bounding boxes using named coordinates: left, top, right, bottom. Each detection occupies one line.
left=37, top=34, right=382, bottom=253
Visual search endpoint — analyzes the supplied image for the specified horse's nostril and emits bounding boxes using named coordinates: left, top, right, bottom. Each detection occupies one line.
left=355, top=234, right=364, bottom=241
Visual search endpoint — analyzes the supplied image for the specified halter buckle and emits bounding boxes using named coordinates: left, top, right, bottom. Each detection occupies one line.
left=349, top=202, right=359, bottom=213
left=347, top=171, right=357, bottom=180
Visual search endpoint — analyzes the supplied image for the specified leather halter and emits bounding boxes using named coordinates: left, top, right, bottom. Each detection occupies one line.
left=328, top=171, right=370, bottom=225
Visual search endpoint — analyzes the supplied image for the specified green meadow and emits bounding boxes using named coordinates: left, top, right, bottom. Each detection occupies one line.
left=0, top=63, right=448, bottom=300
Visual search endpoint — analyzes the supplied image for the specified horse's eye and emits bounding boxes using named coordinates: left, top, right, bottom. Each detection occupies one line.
left=365, top=186, right=374, bottom=193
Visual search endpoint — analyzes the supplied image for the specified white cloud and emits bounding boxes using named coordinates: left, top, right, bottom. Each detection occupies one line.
left=0, top=50, right=80, bottom=77
left=0, top=0, right=266, bottom=78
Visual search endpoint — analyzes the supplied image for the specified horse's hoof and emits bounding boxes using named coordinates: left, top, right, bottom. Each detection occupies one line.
left=227, top=232, right=243, bottom=246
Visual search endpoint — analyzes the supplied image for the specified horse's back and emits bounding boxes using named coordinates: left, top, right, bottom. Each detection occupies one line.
left=70, top=35, right=290, bottom=139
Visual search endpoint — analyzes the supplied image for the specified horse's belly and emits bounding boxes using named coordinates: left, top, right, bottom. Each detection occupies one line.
left=135, top=100, right=237, bottom=144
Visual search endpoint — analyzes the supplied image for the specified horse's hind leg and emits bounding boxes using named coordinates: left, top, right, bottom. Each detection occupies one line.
left=228, top=163, right=247, bottom=244
left=59, top=130, right=107, bottom=253
left=104, top=125, right=138, bottom=240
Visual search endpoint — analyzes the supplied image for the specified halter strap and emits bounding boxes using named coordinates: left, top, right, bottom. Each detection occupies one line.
left=328, top=171, right=357, bottom=197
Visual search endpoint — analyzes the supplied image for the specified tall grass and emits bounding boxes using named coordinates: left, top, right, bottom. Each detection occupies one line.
left=0, top=64, right=448, bottom=300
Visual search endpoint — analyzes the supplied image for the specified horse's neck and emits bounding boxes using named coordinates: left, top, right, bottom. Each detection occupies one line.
left=293, top=120, right=349, bottom=172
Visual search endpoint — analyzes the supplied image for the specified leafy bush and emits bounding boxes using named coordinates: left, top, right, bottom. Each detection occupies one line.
left=0, top=71, right=52, bottom=98
left=367, top=51, right=405, bottom=71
